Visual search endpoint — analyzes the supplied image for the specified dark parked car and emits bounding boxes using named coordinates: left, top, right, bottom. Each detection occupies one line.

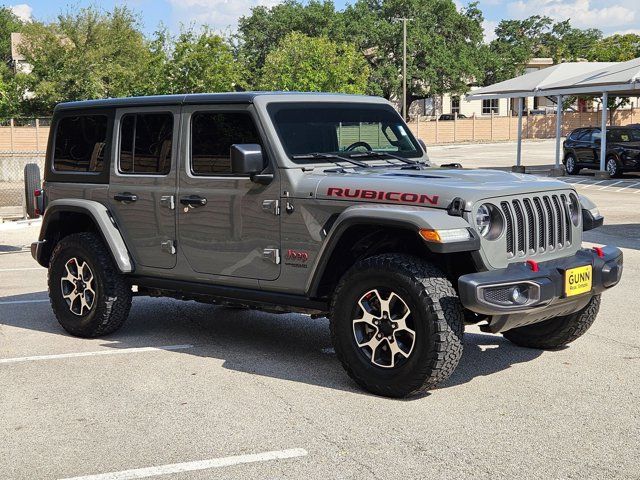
left=438, top=113, right=467, bottom=121
left=563, top=126, right=640, bottom=177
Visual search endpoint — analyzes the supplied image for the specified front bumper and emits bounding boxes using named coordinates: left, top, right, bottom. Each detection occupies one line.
left=458, top=246, right=623, bottom=333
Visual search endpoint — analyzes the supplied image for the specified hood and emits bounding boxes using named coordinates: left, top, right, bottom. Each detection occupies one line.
left=305, top=167, right=573, bottom=210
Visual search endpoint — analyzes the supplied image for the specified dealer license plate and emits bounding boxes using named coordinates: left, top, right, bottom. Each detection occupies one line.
left=565, top=265, right=593, bottom=297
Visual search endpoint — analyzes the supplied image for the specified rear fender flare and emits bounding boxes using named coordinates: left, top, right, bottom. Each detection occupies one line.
left=37, top=199, right=133, bottom=273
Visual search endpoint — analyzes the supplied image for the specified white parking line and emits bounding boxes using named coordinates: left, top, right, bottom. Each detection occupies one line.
left=581, top=180, right=605, bottom=189
left=58, top=448, right=308, bottom=480
left=599, top=181, right=623, bottom=190
left=0, top=267, right=43, bottom=272
left=566, top=179, right=588, bottom=184
left=617, top=182, right=640, bottom=192
left=0, top=299, right=49, bottom=305
left=0, top=345, right=193, bottom=364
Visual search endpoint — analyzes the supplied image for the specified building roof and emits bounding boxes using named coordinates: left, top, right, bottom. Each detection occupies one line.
left=54, top=91, right=381, bottom=111
left=466, top=62, right=615, bottom=100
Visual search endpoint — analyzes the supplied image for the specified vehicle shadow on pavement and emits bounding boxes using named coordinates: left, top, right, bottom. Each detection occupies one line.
left=1, top=293, right=545, bottom=397
left=584, top=224, right=640, bottom=251
left=440, top=332, right=543, bottom=389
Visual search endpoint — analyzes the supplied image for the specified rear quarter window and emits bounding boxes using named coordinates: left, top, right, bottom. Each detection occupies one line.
left=53, top=115, right=109, bottom=173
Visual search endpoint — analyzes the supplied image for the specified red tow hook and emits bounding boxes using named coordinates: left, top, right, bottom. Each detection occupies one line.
left=526, top=260, right=539, bottom=272
left=593, top=246, right=605, bottom=258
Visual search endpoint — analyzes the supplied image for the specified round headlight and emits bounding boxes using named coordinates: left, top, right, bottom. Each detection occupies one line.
left=476, top=204, right=491, bottom=236
left=569, top=194, right=580, bottom=226
left=475, top=203, right=504, bottom=240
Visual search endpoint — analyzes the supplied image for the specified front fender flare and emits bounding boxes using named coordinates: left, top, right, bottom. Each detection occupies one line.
left=36, top=199, right=133, bottom=273
left=305, top=204, right=476, bottom=297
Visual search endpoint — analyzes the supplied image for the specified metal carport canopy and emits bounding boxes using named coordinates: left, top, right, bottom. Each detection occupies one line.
left=465, top=59, right=640, bottom=176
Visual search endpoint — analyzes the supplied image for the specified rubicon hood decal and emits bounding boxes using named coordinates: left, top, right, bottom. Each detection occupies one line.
left=327, top=187, right=439, bottom=205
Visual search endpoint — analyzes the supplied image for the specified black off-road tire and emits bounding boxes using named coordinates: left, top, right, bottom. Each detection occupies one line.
left=48, top=232, right=132, bottom=338
left=23, top=163, right=41, bottom=218
left=330, top=253, right=464, bottom=398
left=503, top=295, right=600, bottom=349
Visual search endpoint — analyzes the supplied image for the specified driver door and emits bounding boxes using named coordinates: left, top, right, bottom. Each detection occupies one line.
left=177, top=105, right=281, bottom=281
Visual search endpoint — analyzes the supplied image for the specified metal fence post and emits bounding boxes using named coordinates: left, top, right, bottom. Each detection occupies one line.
left=35, top=118, right=40, bottom=152
left=10, top=118, right=15, bottom=155
left=435, top=116, right=439, bottom=144
left=490, top=111, right=494, bottom=141
left=453, top=113, right=457, bottom=143
left=472, top=113, right=476, bottom=141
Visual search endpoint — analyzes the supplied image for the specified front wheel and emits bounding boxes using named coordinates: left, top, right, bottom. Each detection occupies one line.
left=503, top=295, right=600, bottom=349
left=564, top=154, right=580, bottom=175
left=330, top=254, right=464, bottom=397
left=48, top=232, right=132, bottom=338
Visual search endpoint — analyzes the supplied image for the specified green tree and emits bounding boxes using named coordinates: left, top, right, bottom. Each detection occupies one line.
left=237, top=1, right=343, bottom=85
left=587, top=34, right=640, bottom=62
left=343, top=0, right=486, bottom=113
left=19, top=6, right=153, bottom=114
left=0, top=7, right=24, bottom=62
left=259, top=32, right=369, bottom=94
left=163, top=27, right=245, bottom=94
left=485, top=16, right=602, bottom=84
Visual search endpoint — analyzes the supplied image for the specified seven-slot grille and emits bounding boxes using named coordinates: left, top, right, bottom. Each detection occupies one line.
left=500, top=194, right=573, bottom=257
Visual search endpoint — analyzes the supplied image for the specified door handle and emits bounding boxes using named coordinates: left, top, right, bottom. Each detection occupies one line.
left=180, top=195, right=207, bottom=207
left=114, top=192, right=138, bottom=203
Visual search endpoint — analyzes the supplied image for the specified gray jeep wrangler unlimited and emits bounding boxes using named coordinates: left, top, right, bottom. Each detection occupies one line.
left=32, top=92, right=623, bottom=397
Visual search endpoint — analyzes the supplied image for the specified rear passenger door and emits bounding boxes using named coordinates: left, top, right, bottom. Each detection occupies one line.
left=177, top=105, right=280, bottom=281
left=108, top=107, right=179, bottom=270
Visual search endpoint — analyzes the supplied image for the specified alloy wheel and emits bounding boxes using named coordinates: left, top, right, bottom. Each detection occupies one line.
left=606, top=159, right=618, bottom=177
left=352, top=289, right=416, bottom=368
left=566, top=156, right=575, bottom=174
left=60, top=257, right=96, bottom=316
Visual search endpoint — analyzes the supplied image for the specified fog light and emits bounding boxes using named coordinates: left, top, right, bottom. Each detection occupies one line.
left=509, top=286, right=529, bottom=305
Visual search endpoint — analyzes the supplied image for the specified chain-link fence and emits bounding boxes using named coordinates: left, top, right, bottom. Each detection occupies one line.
left=0, top=154, right=45, bottom=218
left=0, top=118, right=50, bottom=219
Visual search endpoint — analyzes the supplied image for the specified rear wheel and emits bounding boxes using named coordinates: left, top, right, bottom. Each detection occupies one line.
left=48, top=233, right=132, bottom=338
left=330, top=254, right=464, bottom=397
left=606, top=157, right=622, bottom=178
left=503, top=295, right=600, bottom=349
left=564, top=154, right=580, bottom=175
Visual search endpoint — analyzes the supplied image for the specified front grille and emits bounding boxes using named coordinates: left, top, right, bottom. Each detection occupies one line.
left=502, top=194, right=573, bottom=257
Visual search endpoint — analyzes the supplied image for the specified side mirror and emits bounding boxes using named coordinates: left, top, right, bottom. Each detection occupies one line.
left=230, top=144, right=272, bottom=184
left=418, top=139, right=428, bottom=152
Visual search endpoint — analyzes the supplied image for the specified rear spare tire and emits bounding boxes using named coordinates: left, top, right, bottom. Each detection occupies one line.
left=23, top=163, right=40, bottom=218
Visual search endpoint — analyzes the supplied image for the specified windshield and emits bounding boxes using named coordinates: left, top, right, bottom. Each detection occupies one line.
left=267, top=102, right=423, bottom=161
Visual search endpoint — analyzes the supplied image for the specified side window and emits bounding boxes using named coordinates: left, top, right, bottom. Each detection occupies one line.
left=569, top=130, right=583, bottom=141
left=119, top=112, right=173, bottom=175
left=590, top=130, right=601, bottom=142
left=191, top=112, right=262, bottom=176
left=53, top=115, right=108, bottom=172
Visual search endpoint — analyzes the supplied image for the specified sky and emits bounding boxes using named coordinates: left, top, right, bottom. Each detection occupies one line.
left=5, top=0, right=640, bottom=42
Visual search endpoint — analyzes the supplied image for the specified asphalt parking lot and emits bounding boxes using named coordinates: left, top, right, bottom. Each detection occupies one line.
left=2, top=143, right=640, bottom=479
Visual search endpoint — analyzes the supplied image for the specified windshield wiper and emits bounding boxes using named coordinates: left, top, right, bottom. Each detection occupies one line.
left=346, top=151, right=423, bottom=166
left=292, top=152, right=369, bottom=168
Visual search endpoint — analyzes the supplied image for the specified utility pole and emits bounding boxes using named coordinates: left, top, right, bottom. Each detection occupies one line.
left=394, top=17, right=412, bottom=120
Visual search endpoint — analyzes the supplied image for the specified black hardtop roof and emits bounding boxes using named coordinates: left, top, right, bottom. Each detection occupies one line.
left=54, top=91, right=372, bottom=112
